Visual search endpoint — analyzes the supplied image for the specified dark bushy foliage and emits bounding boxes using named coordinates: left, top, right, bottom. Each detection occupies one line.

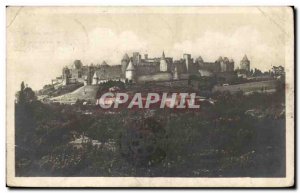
left=15, top=81, right=286, bottom=177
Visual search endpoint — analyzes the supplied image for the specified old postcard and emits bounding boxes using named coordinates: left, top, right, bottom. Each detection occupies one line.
left=6, top=6, right=294, bottom=187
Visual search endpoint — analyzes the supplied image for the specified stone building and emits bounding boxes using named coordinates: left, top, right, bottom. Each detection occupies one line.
left=240, top=55, right=250, bottom=71
left=92, top=64, right=124, bottom=84
left=196, top=56, right=234, bottom=74
left=160, top=52, right=168, bottom=72
left=125, top=60, right=135, bottom=82
left=121, top=53, right=130, bottom=74
left=57, top=52, right=241, bottom=86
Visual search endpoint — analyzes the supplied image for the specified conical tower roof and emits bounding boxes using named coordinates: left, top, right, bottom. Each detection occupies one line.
left=196, top=56, right=203, bottom=63
left=73, top=60, right=83, bottom=69
left=101, top=61, right=108, bottom=66
left=126, top=60, right=135, bottom=71
left=242, top=55, right=249, bottom=61
left=223, top=57, right=229, bottom=62
left=217, top=56, right=223, bottom=62
left=162, top=51, right=166, bottom=59
left=122, top=53, right=130, bottom=61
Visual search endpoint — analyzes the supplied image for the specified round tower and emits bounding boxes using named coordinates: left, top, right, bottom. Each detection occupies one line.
left=125, top=60, right=135, bottom=82
left=160, top=51, right=168, bottom=72
left=62, top=67, right=70, bottom=85
left=73, top=60, right=83, bottom=69
left=62, top=66, right=70, bottom=79
left=121, top=53, right=130, bottom=74
left=173, top=66, right=179, bottom=80
left=240, top=55, right=250, bottom=71
left=92, top=72, right=99, bottom=85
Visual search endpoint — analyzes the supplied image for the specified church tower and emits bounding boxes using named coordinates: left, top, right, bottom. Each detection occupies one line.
left=160, top=51, right=168, bottom=72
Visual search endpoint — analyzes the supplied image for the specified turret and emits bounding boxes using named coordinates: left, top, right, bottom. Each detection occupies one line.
left=183, top=53, right=192, bottom=73
left=92, top=72, right=99, bottom=85
left=160, top=51, right=168, bottom=72
left=62, top=66, right=70, bottom=79
left=86, top=65, right=93, bottom=85
left=228, top=59, right=235, bottom=72
left=195, top=56, right=204, bottom=69
left=125, top=60, right=135, bottom=82
left=173, top=66, right=179, bottom=80
left=216, top=56, right=223, bottom=63
left=121, top=53, right=130, bottom=74
left=101, top=61, right=109, bottom=66
left=240, top=54, right=250, bottom=71
left=73, top=60, right=83, bottom=69
left=62, top=67, right=70, bottom=85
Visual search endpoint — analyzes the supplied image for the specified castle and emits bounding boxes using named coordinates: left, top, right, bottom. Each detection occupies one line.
left=54, top=52, right=251, bottom=86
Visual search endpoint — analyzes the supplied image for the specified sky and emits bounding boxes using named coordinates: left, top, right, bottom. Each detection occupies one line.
left=7, top=7, right=293, bottom=90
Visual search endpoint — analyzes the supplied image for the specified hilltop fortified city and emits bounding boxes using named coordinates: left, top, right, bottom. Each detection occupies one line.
left=41, top=51, right=285, bottom=105
left=54, top=52, right=249, bottom=86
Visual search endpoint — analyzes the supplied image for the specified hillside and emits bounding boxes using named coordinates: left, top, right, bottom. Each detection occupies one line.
left=50, top=85, right=100, bottom=104
left=38, top=83, right=84, bottom=97
left=212, top=80, right=277, bottom=94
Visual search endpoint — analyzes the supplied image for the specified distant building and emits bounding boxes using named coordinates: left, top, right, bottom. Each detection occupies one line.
left=160, top=52, right=168, bottom=72
left=173, top=66, right=179, bottom=80
left=125, top=60, right=135, bottom=82
left=92, top=63, right=124, bottom=84
left=132, top=52, right=142, bottom=66
left=198, top=69, right=213, bottom=77
left=121, top=53, right=130, bottom=74
left=56, top=52, right=242, bottom=86
left=240, top=55, right=250, bottom=71
left=196, top=55, right=234, bottom=74
left=183, top=54, right=193, bottom=73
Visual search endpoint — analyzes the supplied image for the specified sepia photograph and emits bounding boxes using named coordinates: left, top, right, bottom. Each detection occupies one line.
left=6, top=6, right=294, bottom=187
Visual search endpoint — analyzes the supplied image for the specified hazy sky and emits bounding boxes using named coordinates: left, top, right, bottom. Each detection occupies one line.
left=7, top=7, right=293, bottom=90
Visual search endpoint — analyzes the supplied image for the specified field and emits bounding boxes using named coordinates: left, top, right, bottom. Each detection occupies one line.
left=212, top=80, right=277, bottom=94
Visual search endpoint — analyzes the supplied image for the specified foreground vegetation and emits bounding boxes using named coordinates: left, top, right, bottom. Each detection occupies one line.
left=15, top=81, right=286, bottom=177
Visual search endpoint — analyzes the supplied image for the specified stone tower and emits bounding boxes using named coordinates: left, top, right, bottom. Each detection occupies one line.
left=222, top=57, right=230, bottom=72
left=160, top=51, right=168, bottom=72
left=183, top=54, right=192, bottom=73
left=62, top=66, right=70, bottom=79
left=121, top=53, right=130, bottom=74
left=228, top=59, right=235, bottom=72
left=62, top=67, right=70, bottom=85
left=92, top=72, right=98, bottom=85
left=86, top=65, right=93, bottom=85
left=196, top=56, right=204, bottom=68
left=173, top=66, right=179, bottom=80
left=240, top=55, right=250, bottom=71
left=132, top=52, right=141, bottom=66
left=125, top=60, right=135, bottom=82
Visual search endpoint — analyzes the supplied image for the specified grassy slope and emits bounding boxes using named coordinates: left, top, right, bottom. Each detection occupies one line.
left=50, top=85, right=100, bottom=104
left=212, top=80, right=276, bottom=94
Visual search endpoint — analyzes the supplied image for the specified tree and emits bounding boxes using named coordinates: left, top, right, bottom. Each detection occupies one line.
left=16, top=82, right=36, bottom=104
left=17, top=81, right=25, bottom=104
